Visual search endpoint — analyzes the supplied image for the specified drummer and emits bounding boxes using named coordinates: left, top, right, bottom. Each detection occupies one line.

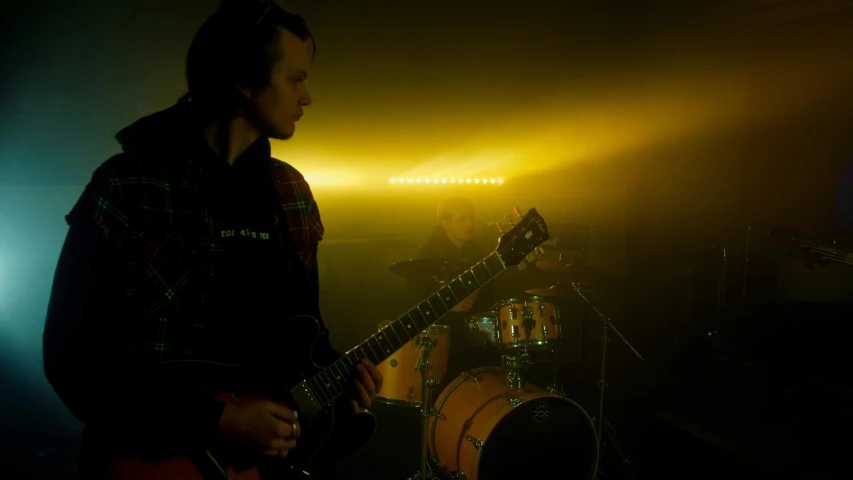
left=406, top=196, right=494, bottom=381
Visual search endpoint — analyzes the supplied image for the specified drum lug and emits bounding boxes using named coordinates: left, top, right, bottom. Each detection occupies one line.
left=465, top=435, right=485, bottom=451
left=461, top=370, right=480, bottom=385
left=546, top=385, right=568, bottom=398
left=500, top=392, right=522, bottom=407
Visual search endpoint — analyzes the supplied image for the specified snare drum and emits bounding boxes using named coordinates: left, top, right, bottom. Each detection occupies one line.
left=465, top=311, right=500, bottom=348
left=429, top=367, right=598, bottom=480
left=374, top=324, right=451, bottom=406
left=494, top=295, right=560, bottom=350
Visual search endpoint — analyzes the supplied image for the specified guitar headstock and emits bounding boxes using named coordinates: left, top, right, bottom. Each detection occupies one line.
left=517, top=246, right=546, bottom=271
left=494, top=207, right=549, bottom=267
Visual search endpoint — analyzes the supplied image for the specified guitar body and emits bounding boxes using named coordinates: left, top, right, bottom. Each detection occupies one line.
left=105, top=315, right=376, bottom=480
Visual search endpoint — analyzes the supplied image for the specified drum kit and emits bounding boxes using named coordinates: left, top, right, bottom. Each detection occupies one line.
left=375, top=250, right=645, bottom=480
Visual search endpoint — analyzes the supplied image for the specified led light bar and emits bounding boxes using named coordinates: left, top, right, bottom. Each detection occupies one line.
left=389, top=177, right=504, bottom=185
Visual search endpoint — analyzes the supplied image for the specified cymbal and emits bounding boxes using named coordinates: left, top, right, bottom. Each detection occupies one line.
left=389, top=258, right=469, bottom=280
left=525, top=284, right=579, bottom=298
left=534, top=261, right=613, bottom=284
left=533, top=260, right=576, bottom=272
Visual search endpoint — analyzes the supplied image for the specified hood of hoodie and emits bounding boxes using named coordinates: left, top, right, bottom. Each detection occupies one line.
left=114, top=102, right=272, bottom=175
left=114, top=103, right=281, bottom=229
left=114, top=102, right=203, bottom=158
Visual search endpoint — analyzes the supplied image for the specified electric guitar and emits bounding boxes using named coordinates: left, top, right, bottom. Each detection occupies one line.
left=105, top=208, right=550, bottom=480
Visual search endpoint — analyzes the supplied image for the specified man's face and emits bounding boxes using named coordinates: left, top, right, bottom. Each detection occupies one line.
left=244, top=29, right=313, bottom=140
left=442, top=210, right=475, bottom=245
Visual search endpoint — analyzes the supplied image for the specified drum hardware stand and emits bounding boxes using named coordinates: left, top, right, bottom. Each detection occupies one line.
left=570, top=282, right=643, bottom=480
left=501, top=352, right=532, bottom=389
left=407, top=331, right=444, bottom=480
left=500, top=304, right=538, bottom=389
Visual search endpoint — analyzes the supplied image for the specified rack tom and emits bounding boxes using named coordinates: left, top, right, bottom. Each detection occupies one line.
left=465, top=311, right=500, bottom=348
left=493, top=295, right=560, bottom=350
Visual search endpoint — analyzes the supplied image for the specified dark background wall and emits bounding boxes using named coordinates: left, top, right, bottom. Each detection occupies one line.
left=2, top=0, right=852, bottom=477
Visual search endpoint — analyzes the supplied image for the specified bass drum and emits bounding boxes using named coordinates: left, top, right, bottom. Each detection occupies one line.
left=429, top=367, right=598, bottom=480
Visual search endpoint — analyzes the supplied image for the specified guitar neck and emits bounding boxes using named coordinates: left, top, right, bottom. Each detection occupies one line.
left=303, top=252, right=506, bottom=406
left=799, top=238, right=853, bottom=266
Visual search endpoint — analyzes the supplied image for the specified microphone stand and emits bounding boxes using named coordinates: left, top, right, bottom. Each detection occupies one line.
left=571, top=282, right=644, bottom=480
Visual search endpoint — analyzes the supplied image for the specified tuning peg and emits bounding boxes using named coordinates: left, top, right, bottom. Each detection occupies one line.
left=504, top=215, right=515, bottom=227
left=491, top=222, right=505, bottom=234
left=513, top=207, right=523, bottom=219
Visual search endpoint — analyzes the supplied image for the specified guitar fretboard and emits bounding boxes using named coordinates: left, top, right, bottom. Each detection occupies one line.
left=304, top=252, right=506, bottom=406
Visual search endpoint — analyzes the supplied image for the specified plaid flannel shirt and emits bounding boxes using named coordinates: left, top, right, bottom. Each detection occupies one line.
left=67, top=131, right=325, bottom=363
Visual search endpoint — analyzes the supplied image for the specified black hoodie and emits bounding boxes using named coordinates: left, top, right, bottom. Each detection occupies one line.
left=43, top=103, right=337, bottom=469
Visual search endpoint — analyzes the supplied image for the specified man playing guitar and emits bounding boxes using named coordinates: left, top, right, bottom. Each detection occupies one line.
left=42, top=1, right=382, bottom=478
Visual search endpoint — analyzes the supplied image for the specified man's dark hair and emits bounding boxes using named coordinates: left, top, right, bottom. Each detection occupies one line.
left=178, top=0, right=315, bottom=120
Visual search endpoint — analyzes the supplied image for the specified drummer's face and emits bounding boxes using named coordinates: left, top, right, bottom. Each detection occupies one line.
left=443, top=210, right=474, bottom=245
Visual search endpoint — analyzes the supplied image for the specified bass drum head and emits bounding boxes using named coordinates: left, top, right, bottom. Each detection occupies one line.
left=478, top=396, right=597, bottom=480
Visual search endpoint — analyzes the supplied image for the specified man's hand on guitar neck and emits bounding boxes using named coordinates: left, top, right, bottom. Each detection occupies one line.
left=217, top=394, right=301, bottom=459
left=350, top=357, right=383, bottom=414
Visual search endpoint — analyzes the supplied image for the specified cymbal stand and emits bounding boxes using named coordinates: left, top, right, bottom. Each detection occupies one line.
left=742, top=227, right=750, bottom=310
left=407, top=331, right=442, bottom=480
left=545, top=345, right=564, bottom=395
left=544, top=297, right=564, bottom=395
left=571, top=282, right=644, bottom=480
